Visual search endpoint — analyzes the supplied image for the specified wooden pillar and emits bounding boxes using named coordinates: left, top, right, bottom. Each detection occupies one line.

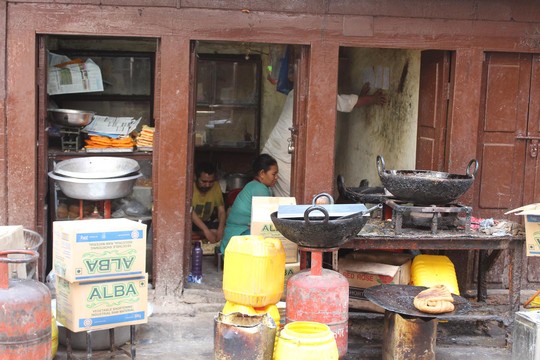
left=300, top=40, right=340, bottom=203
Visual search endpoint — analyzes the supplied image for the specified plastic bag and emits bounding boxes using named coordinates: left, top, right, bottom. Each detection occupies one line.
left=267, top=45, right=286, bottom=85
left=276, top=45, right=293, bottom=95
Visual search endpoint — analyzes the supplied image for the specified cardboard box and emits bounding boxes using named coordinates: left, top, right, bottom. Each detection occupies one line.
left=0, top=225, right=24, bottom=248
left=53, top=218, right=146, bottom=282
left=281, top=261, right=301, bottom=301
left=251, top=197, right=299, bottom=263
left=0, top=225, right=27, bottom=277
left=56, top=274, right=148, bottom=332
left=338, top=251, right=412, bottom=313
left=506, top=204, right=540, bottom=256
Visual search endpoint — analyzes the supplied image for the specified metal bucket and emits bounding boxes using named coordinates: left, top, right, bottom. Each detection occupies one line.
left=214, top=312, right=276, bottom=360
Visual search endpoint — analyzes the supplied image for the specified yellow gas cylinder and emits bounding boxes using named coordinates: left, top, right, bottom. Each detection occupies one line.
left=411, top=254, right=460, bottom=295
left=223, top=235, right=286, bottom=307
left=51, top=314, right=58, bottom=358
left=274, top=321, right=339, bottom=360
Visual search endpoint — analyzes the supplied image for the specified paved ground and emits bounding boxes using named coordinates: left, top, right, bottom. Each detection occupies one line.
left=54, top=256, right=519, bottom=359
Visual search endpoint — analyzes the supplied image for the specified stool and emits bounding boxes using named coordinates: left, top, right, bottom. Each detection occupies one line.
left=214, top=246, right=223, bottom=272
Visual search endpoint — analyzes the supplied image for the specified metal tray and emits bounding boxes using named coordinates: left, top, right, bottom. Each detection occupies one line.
left=364, top=284, right=471, bottom=319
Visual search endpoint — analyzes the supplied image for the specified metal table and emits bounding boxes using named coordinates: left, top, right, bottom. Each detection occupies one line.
left=341, top=220, right=525, bottom=316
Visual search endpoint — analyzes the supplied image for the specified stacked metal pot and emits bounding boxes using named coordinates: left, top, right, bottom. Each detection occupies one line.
left=48, top=157, right=142, bottom=200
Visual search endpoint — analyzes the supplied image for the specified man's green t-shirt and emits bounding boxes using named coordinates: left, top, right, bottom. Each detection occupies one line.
left=192, top=181, right=224, bottom=222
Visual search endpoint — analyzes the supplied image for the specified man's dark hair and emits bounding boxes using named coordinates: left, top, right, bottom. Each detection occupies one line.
left=195, top=161, right=217, bottom=178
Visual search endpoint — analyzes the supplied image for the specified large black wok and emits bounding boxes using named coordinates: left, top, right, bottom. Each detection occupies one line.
left=377, top=155, right=478, bottom=205
left=270, top=203, right=380, bottom=248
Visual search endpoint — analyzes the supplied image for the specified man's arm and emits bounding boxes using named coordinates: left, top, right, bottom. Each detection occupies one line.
left=354, top=89, right=387, bottom=107
left=192, top=210, right=217, bottom=243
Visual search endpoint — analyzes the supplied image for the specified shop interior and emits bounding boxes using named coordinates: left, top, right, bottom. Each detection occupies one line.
left=42, top=35, right=426, bottom=283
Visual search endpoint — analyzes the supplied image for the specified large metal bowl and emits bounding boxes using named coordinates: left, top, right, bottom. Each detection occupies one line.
left=48, top=172, right=142, bottom=200
left=377, top=155, right=478, bottom=205
left=270, top=205, right=379, bottom=248
left=54, top=157, right=140, bottom=179
left=48, top=109, right=95, bottom=127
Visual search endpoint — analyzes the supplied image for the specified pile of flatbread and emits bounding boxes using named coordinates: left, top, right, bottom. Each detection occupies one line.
left=413, top=284, right=455, bottom=314
left=136, top=125, right=154, bottom=148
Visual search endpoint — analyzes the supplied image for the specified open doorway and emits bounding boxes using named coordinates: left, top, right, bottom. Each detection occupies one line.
left=188, top=41, right=306, bottom=255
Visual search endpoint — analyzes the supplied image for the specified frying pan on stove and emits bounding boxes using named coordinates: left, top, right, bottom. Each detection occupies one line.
left=377, top=155, right=479, bottom=205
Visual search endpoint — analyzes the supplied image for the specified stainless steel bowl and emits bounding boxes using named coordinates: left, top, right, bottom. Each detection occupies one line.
left=48, top=109, right=95, bottom=127
left=48, top=172, right=142, bottom=200
left=54, top=157, right=141, bottom=179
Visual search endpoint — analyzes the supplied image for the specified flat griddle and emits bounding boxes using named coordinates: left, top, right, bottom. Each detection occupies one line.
left=364, top=284, right=471, bottom=319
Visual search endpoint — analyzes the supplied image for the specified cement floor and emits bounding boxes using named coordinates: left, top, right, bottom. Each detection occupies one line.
left=54, top=255, right=519, bottom=359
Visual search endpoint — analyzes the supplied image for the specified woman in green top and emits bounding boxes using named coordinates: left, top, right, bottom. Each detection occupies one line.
left=220, top=154, right=279, bottom=254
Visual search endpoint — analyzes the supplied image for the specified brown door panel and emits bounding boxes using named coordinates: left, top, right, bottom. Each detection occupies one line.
left=523, top=55, right=540, bottom=204
left=478, top=143, right=517, bottom=209
left=416, top=51, right=450, bottom=171
left=476, top=53, right=531, bottom=217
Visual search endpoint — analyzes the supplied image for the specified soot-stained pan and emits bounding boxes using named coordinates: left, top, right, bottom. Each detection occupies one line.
left=377, top=155, right=478, bottom=205
left=364, top=284, right=471, bottom=319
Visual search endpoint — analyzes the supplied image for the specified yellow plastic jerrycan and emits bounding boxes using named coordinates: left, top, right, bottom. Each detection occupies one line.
left=411, top=254, right=460, bottom=295
left=223, top=235, right=286, bottom=307
left=51, top=314, right=58, bottom=358
left=274, top=321, right=339, bottom=360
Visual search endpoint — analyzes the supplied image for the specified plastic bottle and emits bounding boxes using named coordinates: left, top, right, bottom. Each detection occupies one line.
left=191, top=241, right=203, bottom=279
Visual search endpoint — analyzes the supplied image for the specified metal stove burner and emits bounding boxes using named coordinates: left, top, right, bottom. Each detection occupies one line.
left=385, top=200, right=472, bottom=235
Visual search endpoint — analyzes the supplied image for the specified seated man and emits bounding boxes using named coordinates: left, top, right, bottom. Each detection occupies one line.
left=191, top=161, right=226, bottom=243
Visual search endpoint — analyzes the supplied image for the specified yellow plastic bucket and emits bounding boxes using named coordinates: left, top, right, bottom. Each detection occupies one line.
left=223, top=235, right=285, bottom=307
left=274, top=321, right=339, bottom=360
left=411, top=254, right=460, bottom=295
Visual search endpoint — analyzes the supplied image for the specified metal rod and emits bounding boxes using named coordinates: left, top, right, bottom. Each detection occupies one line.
left=86, top=331, right=92, bottom=360
left=109, top=328, right=116, bottom=352
left=66, top=330, right=73, bottom=360
left=311, top=251, right=322, bottom=276
left=130, top=325, right=136, bottom=359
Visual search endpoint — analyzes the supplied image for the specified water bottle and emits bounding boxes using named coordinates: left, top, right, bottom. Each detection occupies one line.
left=190, top=241, right=203, bottom=282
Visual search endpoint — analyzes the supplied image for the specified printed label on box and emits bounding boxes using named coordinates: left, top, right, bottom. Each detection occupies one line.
left=56, top=274, right=148, bottom=332
left=53, top=219, right=146, bottom=281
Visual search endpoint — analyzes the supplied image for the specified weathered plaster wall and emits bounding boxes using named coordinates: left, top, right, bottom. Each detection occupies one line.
left=335, top=47, right=420, bottom=189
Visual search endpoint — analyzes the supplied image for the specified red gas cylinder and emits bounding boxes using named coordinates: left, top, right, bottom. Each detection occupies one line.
left=0, top=250, right=52, bottom=359
left=286, top=249, right=349, bottom=359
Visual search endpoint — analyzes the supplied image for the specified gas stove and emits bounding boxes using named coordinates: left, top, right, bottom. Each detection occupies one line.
left=383, top=200, right=472, bottom=235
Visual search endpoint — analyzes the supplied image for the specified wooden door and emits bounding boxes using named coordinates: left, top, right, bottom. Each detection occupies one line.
left=476, top=53, right=540, bottom=289
left=474, top=53, right=531, bottom=219
left=522, top=55, right=540, bottom=206
left=416, top=51, right=451, bottom=171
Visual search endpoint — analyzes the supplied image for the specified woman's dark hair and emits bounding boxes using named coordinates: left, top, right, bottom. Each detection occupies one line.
left=252, top=154, right=277, bottom=175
